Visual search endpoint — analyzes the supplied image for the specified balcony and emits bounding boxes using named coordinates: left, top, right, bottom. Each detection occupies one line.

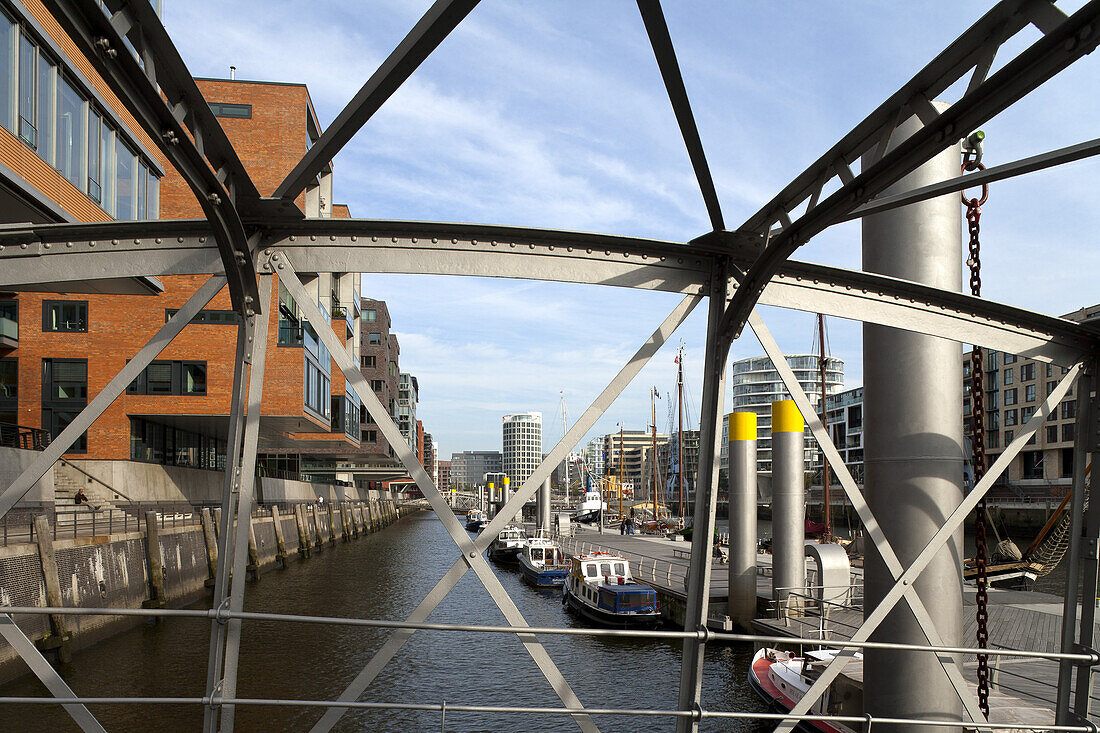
left=0, top=316, right=16, bottom=350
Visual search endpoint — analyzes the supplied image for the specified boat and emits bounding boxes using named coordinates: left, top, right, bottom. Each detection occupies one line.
left=465, top=508, right=487, bottom=532
left=572, top=489, right=606, bottom=524
left=518, top=535, right=569, bottom=587
left=749, top=647, right=1053, bottom=733
left=562, top=551, right=659, bottom=627
left=488, top=525, right=526, bottom=563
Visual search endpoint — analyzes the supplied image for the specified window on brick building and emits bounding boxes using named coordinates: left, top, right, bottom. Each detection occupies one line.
left=127, top=360, right=207, bottom=395
left=363, top=309, right=377, bottom=322
left=361, top=429, right=377, bottom=443
left=367, top=332, right=381, bottom=345
left=1063, top=423, right=1075, bottom=443
left=0, top=357, right=16, bottom=425
left=42, top=300, right=87, bottom=332
left=1005, top=409, right=1017, bottom=426
left=1005, top=388, right=1017, bottom=406
left=987, top=431, right=999, bottom=449
left=986, top=371, right=998, bottom=390
left=1005, top=430, right=1014, bottom=443
left=1021, top=363, right=1035, bottom=381
left=1047, top=425, right=1058, bottom=444
left=1025, top=384, right=1036, bottom=403
left=42, top=358, right=87, bottom=451
left=1021, top=406, right=1036, bottom=423
left=362, top=355, right=376, bottom=368
left=1004, top=368, right=1014, bottom=385
left=1004, top=353, right=1017, bottom=364
left=1022, top=451, right=1043, bottom=479
left=371, top=379, right=383, bottom=392
left=1062, top=400, right=1076, bottom=420
left=208, top=102, right=252, bottom=119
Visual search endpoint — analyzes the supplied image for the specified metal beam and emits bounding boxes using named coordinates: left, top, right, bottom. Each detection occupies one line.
left=636, top=0, right=724, bottom=231
left=40, top=0, right=261, bottom=313
left=2, top=218, right=1095, bottom=363
left=276, top=259, right=600, bottom=733
left=0, top=615, right=106, bottom=733
left=845, top=136, right=1100, bottom=221
left=273, top=0, right=480, bottom=201
left=0, top=275, right=226, bottom=519
left=674, top=262, right=729, bottom=732
left=748, top=311, right=987, bottom=726
left=720, top=0, right=1100, bottom=343
left=216, top=275, right=271, bottom=733
left=307, top=291, right=701, bottom=731
left=774, top=363, right=1082, bottom=731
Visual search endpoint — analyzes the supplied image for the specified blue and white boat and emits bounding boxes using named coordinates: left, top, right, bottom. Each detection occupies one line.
left=518, top=536, right=568, bottom=587
left=562, top=551, right=659, bottom=627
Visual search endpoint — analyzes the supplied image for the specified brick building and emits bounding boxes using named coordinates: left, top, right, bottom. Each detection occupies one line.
left=357, top=297, right=401, bottom=464
left=1, top=55, right=374, bottom=499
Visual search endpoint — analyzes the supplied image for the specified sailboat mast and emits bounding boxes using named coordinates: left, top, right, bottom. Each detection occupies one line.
left=817, top=314, right=831, bottom=536
left=677, top=345, right=685, bottom=522
left=651, top=388, right=657, bottom=516
left=561, top=391, right=569, bottom=504
left=619, top=426, right=624, bottom=520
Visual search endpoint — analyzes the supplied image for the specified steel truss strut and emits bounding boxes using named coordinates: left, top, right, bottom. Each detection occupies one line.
left=39, top=0, right=262, bottom=313
left=720, top=0, right=1100, bottom=343
left=276, top=254, right=706, bottom=733
left=748, top=310, right=987, bottom=724
left=772, top=362, right=1083, bottom=733
left=2, top=220, right=1096, bottom=364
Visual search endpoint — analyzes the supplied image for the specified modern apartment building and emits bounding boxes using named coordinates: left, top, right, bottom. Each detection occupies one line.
left=825, top=386, right=864, bottom=484
left=398, top=372, right=418, bottom=455
left=0, top=40, right=368, bottom=500
left=358, top=297, right=400, bottom=463
left=449, top=450, right=502, bottom=489
left=437, top=459, right=451, bottom=490
left=655, top=429, right=698, bottom=505
left=601, top=429, right=666, bottom=499
left=730, top=354, right=844, bottom=471
left=502, top=412, right=541, bottom=486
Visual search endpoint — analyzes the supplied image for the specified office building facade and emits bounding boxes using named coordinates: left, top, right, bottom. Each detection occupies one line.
left=502, top=412, right=541, bottom=487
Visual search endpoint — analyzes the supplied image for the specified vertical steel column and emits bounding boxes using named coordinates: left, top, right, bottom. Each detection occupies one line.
left=217, top=273, right=271, bottom=733
left=771, top=401, right=805, bottom=608
left=675, top=261, right=729, bottom=733
left=539, top=477, right=551, bottom=533
left=202, top=321, right=252, bottom=733
left=863, top=106, right=963, bottom=732
left=1074, top=368, right=1099, bottom=718
left=1056, top=365, right=1096, bottom=723
left=727, top=411, right=758, bottom=630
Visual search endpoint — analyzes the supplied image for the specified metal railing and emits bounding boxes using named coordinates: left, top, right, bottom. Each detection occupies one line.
left=0, top=424, right=50, bottom=451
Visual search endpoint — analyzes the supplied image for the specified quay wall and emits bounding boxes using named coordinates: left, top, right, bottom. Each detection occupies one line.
left=0, top=498, right=415, bottom=685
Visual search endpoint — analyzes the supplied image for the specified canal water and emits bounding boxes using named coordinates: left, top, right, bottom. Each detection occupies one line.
left=0, top=511, right=772, bottom=732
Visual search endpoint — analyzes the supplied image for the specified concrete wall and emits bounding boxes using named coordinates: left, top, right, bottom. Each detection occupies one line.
left=0, top=499, right=417, bottom=684
left=0, top=446, right=54, bottom=508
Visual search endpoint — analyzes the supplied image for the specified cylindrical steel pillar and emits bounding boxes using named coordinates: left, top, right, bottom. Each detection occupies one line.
left=728, top=411, right=758, bottom=630
left=539, top=477, right=551, bottom=533
left=487, top=483, right=496, bottom=519
left=863, top=105, right=963, bottom=731
left=770, top=400, right=805, bottom=608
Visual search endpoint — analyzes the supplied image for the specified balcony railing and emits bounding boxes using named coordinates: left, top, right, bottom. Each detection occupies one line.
left=0, top=424, right=50, bottom=451
left=0, top=316, right=17, bottom=346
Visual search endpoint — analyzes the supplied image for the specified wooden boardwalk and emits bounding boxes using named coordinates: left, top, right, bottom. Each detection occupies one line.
left=553, top=524, right=1097, bottom=720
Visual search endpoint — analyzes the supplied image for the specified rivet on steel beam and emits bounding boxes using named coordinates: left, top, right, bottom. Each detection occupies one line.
left=548, top=246, right=554, bottom=251
left=491, top=241, right=497, bottom=247
left=264, top=248, right=272, bottom=255
left=586, top=248, right=592, bottom=254
left=271, top=254, right=280, bottom=261
left=509, top=242, right=516, bottom=248
left=567, top=246, right=573, bottom=252
left=392, top=237, right=398, bottom=243
left=604, top=250, right=611, bottom=256
left=471, top=240, right=478, bottom=245
left=641, top=254, right=647, bottom=259
left=677, top=257, right=683, bottom=264
left=206, top=193, right=221, bottom=205
left=351, top=236, right=358, bottom=242
left=89, top=241, right=96, bottom=248
left=310, top=235, right=317, bottom=242
left=177, top=236, right=184, bottom=243
left=411, top=237, right=418, bottom=243
left=278, top=263, right=285, bottom=270
left=199, top=237, right=207, bottom=243
left=372, top=237, right=378, bottom=242
left=431, top=238, right=438, bottom=244
left=1065, top=37, right=1077, bottom=51
left=288, top=235, right=296, bottom=242
left=155, top=238, right=162, bottom=244
left=529, top=244, right=535, bottom=249
left=1080, top=24, right=1093, bottom=40
left=43, top=242, right=50, bottom=249
left=132, top=239, right=139, bottom=246
left=66, top=242, right=73, bottom=248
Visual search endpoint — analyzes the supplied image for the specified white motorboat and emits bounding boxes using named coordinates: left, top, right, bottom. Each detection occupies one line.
left=488, top=525, right=526, bottom=563
left=465, top=509, right=487, bottom=532
left=571, top=490, right=606, bottom=524
left=518, top=535, right=568, bottom=587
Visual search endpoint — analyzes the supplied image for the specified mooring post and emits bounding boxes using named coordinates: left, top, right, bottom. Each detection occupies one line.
left=271, top=506, right=288, bottom=566
left=246, top=514, right=260, bottom=578
left=539, top=477, right=551, bottom=533
left=294, top=505, right=310, bottom=559
left=32, top=515, right=70, bottom=662
left=200, top=508, right=219, bottom=582
left=327, top=502, right=338, bottom=546
left=142, top=511, right=167, bottom=610
left=862, top=105, right=963, bottom=732
left=771, top=400, right=805, bottom=613
left=312, top=504, right=325, bottom=549
left=728, top=411, right=758, bottom=630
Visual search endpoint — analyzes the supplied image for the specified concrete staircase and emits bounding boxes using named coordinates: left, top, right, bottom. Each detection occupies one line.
left=53, top=462, right=125, bottom=524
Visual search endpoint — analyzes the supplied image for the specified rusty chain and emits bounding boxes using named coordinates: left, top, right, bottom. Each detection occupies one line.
left=963, top=156, right=990, bottom=718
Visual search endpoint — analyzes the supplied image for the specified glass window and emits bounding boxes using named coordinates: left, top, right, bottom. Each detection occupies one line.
left=1025, top=384, right=1036, bottom=403
left=1021, top=363, right=1035, bottom=381
left=57, top=75, right=86, bottom=189
left=1004, top=368, right=1013, bottom=385
left=100, top=121, right=114, bottom=213
left=208, top=102, right=251, bottom=118
left=986, top=371, right=998, bottom=390
left=364, top=309, right=377, bottom=322
left=1062, top=400, right=1076, bottom=420
left=1004, top=353, right=1017, bottom=364
left=1022, top=406, right=1035, bottom=423
left=1047, top=426, right=1058, bottom=444
left=0, top=357, right=16, bottom=424
left=147, top=361, right=172, bottom=393
left=17, top=32, right=35, bottom=147
left=1005, top=409, right=1017, bottom=427
left=115, top=136, right=136, bottom=219
left=1064, top=423, right=1075, bottom=443
left=136, top=161, right=147, bottom=219
left=183, top=362, right=206, bottom=394
left=147, top=173, right=159, bottom=218
left=87, top=109, right=101, bottom=202
left=1005, top=388, right=1017, bottom=406
left=35, top=53, right=54, bottom=164
left=42, top=359, right=88, bottom=451
left=1047, top=380, right=1057, bottom=396
left=367, top=332, right=381, bottom=345
left=0, top=10, right=13, bottom=132
left=1005, top=430, right=1014, bottom=443
left=42, top=300, right=88, bottom=332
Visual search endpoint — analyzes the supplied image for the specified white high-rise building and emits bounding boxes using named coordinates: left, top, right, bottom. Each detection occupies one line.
left=729, top=354, right=844, bottom=471
left=502, top=412, right=542, bottom=486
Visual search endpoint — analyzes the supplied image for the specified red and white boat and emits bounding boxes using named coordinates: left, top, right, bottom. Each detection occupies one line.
left=749, top=647, right=1054, bottom=733
left=749, top=647, right=862, bottom=733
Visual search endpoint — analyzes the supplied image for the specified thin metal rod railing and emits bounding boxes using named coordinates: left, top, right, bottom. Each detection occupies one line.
left=1, top=607, right=1094, bottom=663
left=0, top=695, right=1091, bottom=730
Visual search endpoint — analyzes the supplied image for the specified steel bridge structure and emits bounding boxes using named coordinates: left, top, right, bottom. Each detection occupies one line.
left=1, top=1, right=1100, bottom=731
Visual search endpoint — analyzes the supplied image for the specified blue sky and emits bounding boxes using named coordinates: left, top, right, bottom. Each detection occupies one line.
left=166, top=1, right=1100, bottom=460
